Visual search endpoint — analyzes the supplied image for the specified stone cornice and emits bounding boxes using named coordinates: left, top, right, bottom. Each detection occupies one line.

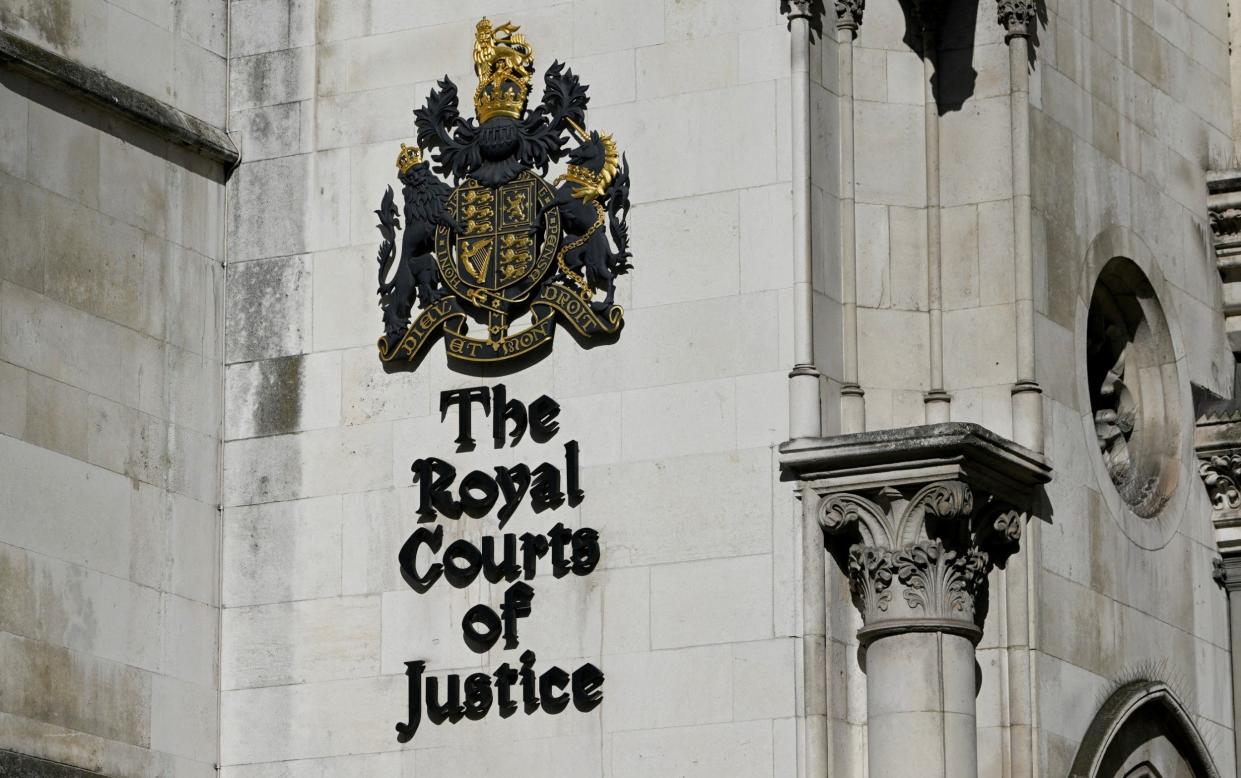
left=0, top=28, right=239, bottom=170
left=783, top=423, right=1050, bottom=644
left=781, top=422, right=1051, bottom=491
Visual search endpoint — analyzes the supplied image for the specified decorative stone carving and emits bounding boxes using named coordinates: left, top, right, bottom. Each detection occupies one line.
left=819, top=479, right=1025, bottom=642
left=783, top=423, right=1050, bottom=645
left=785, top=0, right=813, bottom=19
left=1200, top=453, right=1241, bottom=512
left=1086, top=259, right=1180, bottom=518
left=996, top=0, right=1036, bottom=36
left=1195, top=383, right=1241, bottom=556
left=835, top=0, right=864, bottom=29
left=1208, top=170, right=1241, bottom=353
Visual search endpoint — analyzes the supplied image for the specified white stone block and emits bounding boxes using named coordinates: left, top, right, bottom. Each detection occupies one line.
left=220, top=676, right=400, bottom=764
left=731, top=638, right=796, bottom=721
left=228, top=156, right=309, bottom=263
left=223, top=496, right=343, bottom=607
left=230, top=47, right=315, bottom=112
left=151, top=675, right=218, bottom=764
left=857, top=307, right=929, bottom=389
left=943, top=303, right=1016, bottom=390
left=0, top=434, right=133, bottom=580
left=223, top=596, right=380, bottom=689
left=341, top=346, right=433, bottom=426
left=610, top=720, right=774, bottom=777
left=312, top=247, right=375, bottom=352
left=582, top=448, right=773, bottom=568
left=854, top=100, right=926, bottom=208
left=161, top=594, right=218, bottom=688
left=226, top=351, right=343, bottom=440
left=620, top=378, right=737, bottom=461
left=0, top=175, right=45, bottom=291
left=637, top=34, right=739, bottom=100
left=411, top=734, right=601, bottom=778
left=223, top=753, right=402, bottom=778
left=855, top=203, right=890, bottom=308
left=314, top=84, right=425, bottom=151
left=229, top=0, right=290, bottom=58
left=602, top=644, right=732, bottom=732
left=740, top=183, right=794, bottom=293
left=887, top=206, right=928, bottom=311
left=0, top=632, right=151, bottom=747
left=24, top=372, right=90, bottom=462
left=26, top=101, right=99, bottom=211
left=174, top=41, right=227, bottom=126
left=735, top=371, right=790, bottom=448
left=585, top=82, right=779, bottom=203
left=886, top=50, right=925, bottom=105
left=941, top=205, right=979, bottom=310
left=853, top=47, right=888, bottom=103
left=664, top=0, right=782, bottom=40
left=167, top=492, right=220, bottom=606
left=175, top=0, right=226, bottom=55
left=551, top=292, right=781, bottom=397
left=225, top=254, right=313, bottom=362
left=0, top=83, right=28, bottom=179
left=106, top=5, right=174, bottom=108
left=380, top=579, right=491, bottom=676
left=650, top=553, right=772, bottom=649
left=572, top=0, right=664, bottom=56
left=629, top=191, right=740, bottom=308
left=223, top=422, right=393, bottom=505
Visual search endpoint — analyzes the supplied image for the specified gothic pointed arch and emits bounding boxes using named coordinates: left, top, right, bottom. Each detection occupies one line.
left=1069, top=681, right=1221, bottom=778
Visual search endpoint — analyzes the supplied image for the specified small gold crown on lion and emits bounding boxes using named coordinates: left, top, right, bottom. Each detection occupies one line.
left=396, top=143, right=422, bottom=174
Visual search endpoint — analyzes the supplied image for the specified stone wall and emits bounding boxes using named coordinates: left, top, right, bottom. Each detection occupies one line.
left=0, top=1, right=227, bottom=775
left=0, top=0, right=226, bottom=125
left=220, top=0, right=809, bottom=775
left=1031, top=0, right=1236, bottom=774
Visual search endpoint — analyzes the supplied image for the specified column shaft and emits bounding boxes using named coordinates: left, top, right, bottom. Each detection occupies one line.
left=866, top=631, right=978, bottom=778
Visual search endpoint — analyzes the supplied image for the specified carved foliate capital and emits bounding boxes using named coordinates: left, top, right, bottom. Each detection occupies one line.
left=785, top=0, right=813, bottom=20
left=1199, top=453, right=1241, bottom=514
left=782, top=422, right=1051, bottom=645
left=835, top=0, right=864, bottom=30
left=814, top=481, right=1027, bottom=645
left=818, top=479, right=1026, bottom=643
left=996, top=0, right=1036, bottom=37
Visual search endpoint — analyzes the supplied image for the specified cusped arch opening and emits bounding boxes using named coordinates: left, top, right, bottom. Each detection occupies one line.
left=1070, top=681, right=1219, bottom=778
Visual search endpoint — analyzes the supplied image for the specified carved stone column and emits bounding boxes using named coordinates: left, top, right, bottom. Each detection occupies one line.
left=1195, top=400, right=1241, bottom=768
left=783, top=423, right=1050, bottom=778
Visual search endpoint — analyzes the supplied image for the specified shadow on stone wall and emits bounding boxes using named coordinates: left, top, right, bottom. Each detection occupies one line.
left=893, top=0, right=1048, bottom=115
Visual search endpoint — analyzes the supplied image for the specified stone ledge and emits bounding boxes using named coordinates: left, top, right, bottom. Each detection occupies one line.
left=0, top=750, right=108, bottom=778
left=0, top=28, right=239, bottom=171
left=779, top=422, right=1052, bottom=495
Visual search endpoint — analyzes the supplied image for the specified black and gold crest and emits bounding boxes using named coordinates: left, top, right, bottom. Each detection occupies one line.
left=374, top=18, right=633, bottom=368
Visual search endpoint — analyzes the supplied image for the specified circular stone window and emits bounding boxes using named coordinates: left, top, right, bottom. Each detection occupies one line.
left=1085, top=258, right=1181, bottom=517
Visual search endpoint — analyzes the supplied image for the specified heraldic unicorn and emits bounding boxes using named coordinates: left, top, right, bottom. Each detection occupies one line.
left=374, top=18, right=633, bottom=368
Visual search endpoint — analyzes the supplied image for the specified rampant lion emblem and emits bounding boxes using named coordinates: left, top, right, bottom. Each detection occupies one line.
left=374, top=18, right=633, bottom=368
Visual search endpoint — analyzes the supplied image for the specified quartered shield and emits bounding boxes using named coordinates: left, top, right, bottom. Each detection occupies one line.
left=435, top=171, right=560, bottom=313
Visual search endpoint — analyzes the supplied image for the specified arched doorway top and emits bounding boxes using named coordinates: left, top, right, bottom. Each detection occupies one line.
left=1069, top=680, right=1220, bottom=778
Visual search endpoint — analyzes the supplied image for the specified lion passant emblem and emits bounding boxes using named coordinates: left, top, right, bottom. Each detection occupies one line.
left=374, top=18, right=633, bottom=367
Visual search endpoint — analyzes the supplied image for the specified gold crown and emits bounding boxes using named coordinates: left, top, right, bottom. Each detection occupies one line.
left=560, top=122, right=620, bottom=201
left=396, top=144, right=422, bottom=174
left=473, top=18, right=534, bottom=124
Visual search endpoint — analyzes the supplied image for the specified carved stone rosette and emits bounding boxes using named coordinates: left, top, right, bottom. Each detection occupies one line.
left=782, top=422, right=1051, bottom=645
left=820, top=480, right=1026, bottom=643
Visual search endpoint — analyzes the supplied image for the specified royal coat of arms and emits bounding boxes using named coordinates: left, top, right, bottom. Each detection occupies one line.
left=374, top=18, right=633, bottom=367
